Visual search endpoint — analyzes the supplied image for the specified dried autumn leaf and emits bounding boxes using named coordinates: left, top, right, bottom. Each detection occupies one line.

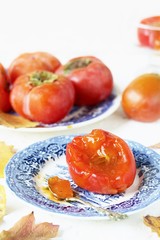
left=144, top=215, right=160, bottom=237
left=0, top=211, right=35, bottom=239
left=0, top=185, right=6, bottom=221
left=0, top=212, right=59, bottom=240
left=26, top=222, right=59, bottom=239
left=0, top=141, right=15, bottom=178
left=0, top=111, right=39, bottom=128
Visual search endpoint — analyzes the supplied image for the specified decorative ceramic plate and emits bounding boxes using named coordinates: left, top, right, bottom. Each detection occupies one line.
left=5, top=135, right=160, bottom=219
left=1, top=86, right=121, bottom=132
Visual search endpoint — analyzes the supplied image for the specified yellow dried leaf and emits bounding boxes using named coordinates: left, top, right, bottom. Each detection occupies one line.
left=0, top=212, right=59, bottom=240
left=0, top=185, right=6, bottom=221
left=0, top=112, right=39, bottom=128
left=144, top=215, right=160, bottom=237
left=0, top=141, right=15, bottom=178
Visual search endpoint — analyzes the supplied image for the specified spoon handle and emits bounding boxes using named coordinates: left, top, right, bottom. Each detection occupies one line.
left=66, top=197, right=127, bottom=220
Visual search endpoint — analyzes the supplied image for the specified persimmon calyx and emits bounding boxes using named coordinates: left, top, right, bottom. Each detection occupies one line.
left=29, top=71, right=58, bottom=86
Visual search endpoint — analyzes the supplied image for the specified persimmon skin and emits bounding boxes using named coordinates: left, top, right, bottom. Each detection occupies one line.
left=66, top=129, right=136, bottom=195
left=137, top=16, right=160, bottom=49
left=57, top=56, right=113, bottom=106
left=10, top=71, right=75, bottom=124
left=122, top=73, right=160, bottom=122
left=8, top=52, right=61, bottom=84
left=0, top=63, right=12, bottom=112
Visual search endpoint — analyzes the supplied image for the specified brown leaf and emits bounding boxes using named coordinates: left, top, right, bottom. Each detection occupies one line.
left=0, top=141, right=16, bottom=178
left=0, top=212, right=59, bottom=240
left=0, top=111, right=39, bottom=128
left=0, top=212, right=35, bottom=239
left=144, top=215, right=160, bottom=237
left=26, top=222, right=59, bottom=240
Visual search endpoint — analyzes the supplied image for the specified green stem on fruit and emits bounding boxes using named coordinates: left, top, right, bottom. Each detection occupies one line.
left=29, top=71, right=58, bottom=86
left=64, top=58, right=92, bottom=74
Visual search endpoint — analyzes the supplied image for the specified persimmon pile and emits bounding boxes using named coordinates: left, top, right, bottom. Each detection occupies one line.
left=0, top=52, right=113, bottom=124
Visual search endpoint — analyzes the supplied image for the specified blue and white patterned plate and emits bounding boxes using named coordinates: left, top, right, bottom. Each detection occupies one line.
left=5, top=135, right=160, bottom=219
left=2, top=86, right=120, bottom=132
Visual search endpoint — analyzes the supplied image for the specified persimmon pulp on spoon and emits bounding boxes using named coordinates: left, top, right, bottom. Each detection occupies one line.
left=48, top=176, right=74, bottom=199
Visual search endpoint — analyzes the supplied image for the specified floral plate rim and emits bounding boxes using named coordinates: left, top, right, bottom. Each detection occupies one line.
left=5, top=135, right=160, bottom=220
left=0, top=85, right=121, bottom=133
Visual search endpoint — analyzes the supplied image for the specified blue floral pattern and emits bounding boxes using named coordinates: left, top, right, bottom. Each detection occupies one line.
left=5, top=135, right=160, bottom=219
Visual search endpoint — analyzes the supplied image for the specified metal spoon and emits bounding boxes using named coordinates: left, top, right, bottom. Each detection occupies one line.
left=48, top=185, right=127, bottom=220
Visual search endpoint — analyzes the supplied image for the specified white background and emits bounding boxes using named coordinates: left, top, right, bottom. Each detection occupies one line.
left=0, top=1, right=160, bottom=240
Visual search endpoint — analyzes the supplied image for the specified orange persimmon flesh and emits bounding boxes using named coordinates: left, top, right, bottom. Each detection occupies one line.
left=48, top=176, right=73, bottom=199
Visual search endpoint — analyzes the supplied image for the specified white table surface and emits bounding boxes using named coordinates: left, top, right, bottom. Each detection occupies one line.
left=0, top=0, right=160, bottom=239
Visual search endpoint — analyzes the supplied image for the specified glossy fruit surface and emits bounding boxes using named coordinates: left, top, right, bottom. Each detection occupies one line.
left=66, top=129, right=136, bottom=194
left=48, top=176, right=73, bottom=199
left=137, top=16, right=160, bottom=49
left=122, top=73, right=160, bottom=122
